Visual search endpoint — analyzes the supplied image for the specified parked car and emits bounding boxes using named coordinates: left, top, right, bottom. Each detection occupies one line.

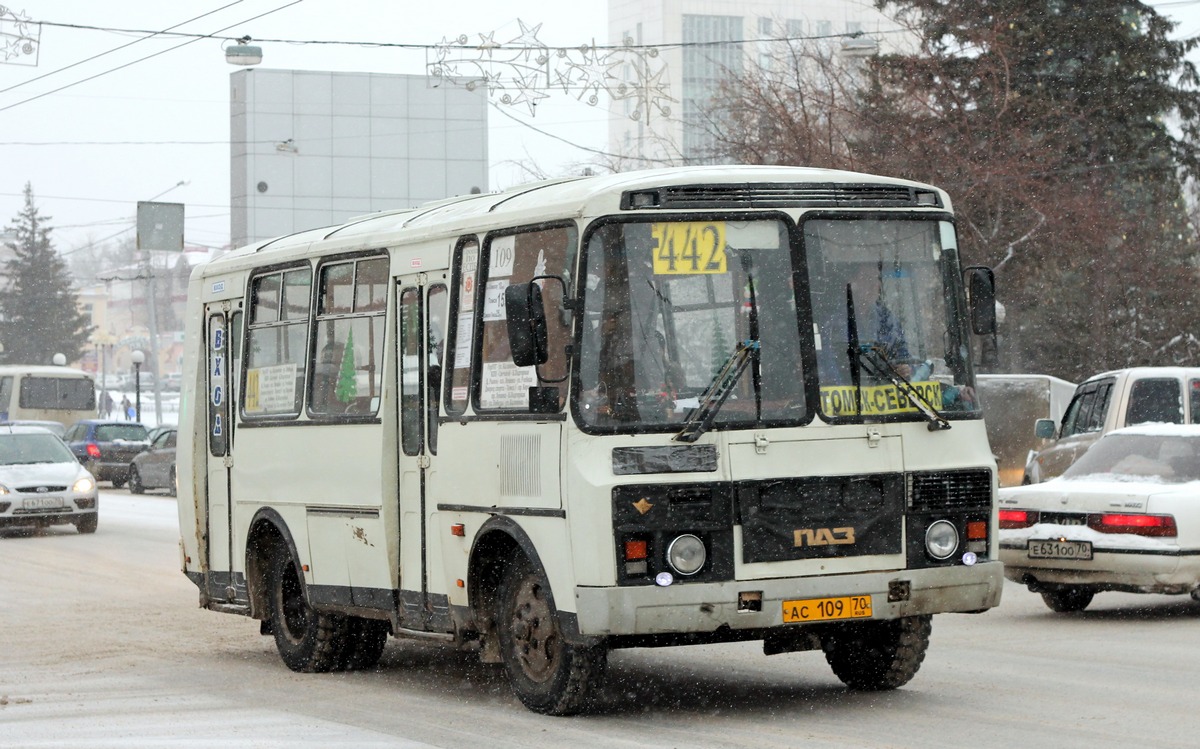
left=1000, top=424, right=1200, bottom=612
left=128, top=428, right=176, bottom=495
left=1023, top=367, right=1200, bottom=484
left=63, top=419, right=150, bottom=487
left=146, top=425, right=173, bottom=444
left=0, top=423, right=98, bottom=533
left=0, top=420, right=67, bottom=439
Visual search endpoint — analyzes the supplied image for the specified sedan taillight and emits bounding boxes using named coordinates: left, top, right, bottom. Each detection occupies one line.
left=1088, top=513, right=1177, bottom=537
left=999, top=509, right=1039, bottom=529
left=86, top=443, right=101, bottom=459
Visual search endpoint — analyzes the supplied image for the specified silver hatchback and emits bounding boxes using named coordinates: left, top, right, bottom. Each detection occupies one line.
left=0, top=424, right=99, bottom=533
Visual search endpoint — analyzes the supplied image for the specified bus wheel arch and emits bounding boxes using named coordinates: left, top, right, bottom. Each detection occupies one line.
left=244, top=508, right=302, bottom=622
left=467, top=518, right=536, bottom=664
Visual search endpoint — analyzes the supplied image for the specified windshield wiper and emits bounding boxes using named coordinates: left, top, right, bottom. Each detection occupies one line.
left=857, top=346, right=951, bottom=431
left=741, top=253, right=763, bottom=422
left=673, top=339, right=759, bottom=443
left=845, top=283, right=864, bottom=417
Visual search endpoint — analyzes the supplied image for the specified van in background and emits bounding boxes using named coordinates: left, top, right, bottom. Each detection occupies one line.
left=977, top=374, right=1076, bottom=487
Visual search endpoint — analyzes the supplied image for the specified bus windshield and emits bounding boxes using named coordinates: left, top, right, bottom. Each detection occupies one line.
left=577, top=215, right=976, bottom=432
left=806, top=218, right=976, bottom=420
left=578, top=217, right=804, bottom=431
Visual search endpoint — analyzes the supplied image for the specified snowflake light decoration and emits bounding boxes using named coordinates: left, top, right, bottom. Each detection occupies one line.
left=0, top=6, right=39, bottom=66
left=428, top=21, right=673, bottom=122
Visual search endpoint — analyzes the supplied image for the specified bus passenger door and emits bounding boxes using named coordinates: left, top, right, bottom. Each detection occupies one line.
left=395, top=277, right=449, bottom=630
left=204, top=305, right=235, bottom=600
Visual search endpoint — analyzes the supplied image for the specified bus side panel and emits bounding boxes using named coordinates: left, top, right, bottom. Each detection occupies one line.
left=177, top=276, right=207, bottom=580
left=230, top=424, right=393, bottom=599
left=428, top=420, right=572, bottom=607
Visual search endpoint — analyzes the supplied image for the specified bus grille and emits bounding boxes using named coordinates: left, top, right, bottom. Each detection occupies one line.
left=620, top=183, right=942, bottom=210
left=908, top=470, right=992, bottom=512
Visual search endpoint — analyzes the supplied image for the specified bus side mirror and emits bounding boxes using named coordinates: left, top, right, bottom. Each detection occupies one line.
left=1035, top=418, right=1057, bottom=439
left=965, top=266, right=997, bottom=335
left=505, top=282, right=548, bottom=368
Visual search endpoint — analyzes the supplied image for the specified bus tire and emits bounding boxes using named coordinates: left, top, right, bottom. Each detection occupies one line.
left=1040, top=586, right=1094, bottom=613
left=338, top=617, right=389, bottom=671
left=128, top=466, right=144, bottom=495
left=75, top=514, right=98, bottom=534
left=267, top=546, right=349, bottom=673
left=497, top=557, right=606, bottom=715
left=822, top=614, right=931, bottom=691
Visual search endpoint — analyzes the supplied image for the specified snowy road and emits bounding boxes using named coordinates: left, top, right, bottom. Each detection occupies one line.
left=2, top=491, right=1199, bottom=747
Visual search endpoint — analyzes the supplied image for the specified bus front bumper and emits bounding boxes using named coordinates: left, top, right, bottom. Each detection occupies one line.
left=572, top=561, right=1004, bottom=637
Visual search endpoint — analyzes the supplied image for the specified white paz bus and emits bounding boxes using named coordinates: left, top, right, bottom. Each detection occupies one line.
left=178, top=166, right=1003, bottom=715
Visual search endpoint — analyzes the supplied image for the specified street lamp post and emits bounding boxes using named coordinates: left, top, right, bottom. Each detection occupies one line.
left=131, top=350, right=145, bottom=423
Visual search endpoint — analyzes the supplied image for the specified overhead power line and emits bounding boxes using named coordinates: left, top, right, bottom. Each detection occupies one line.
left=27, top=18, right=905, bottom=52
left=0, top=1, right=245, bottom=96
left=0, top=1, right=305, bottom=115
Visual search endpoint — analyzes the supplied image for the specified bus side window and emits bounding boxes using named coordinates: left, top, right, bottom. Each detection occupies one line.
left=444, top=238, right=479, bottom=416
left=309, top=255, right=388, bottom=417
left=427, top=284, right=447, bottom=454
left=476, top=224, right=576, bottom=412
left=399, top=287, right=422, bottom=456
left=244, top=267, right=311, bottom=419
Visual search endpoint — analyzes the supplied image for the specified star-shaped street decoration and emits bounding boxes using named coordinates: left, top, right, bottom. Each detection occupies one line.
left=0, top=6, right=39, bottom=66
left=508, top=19, right=545, bottom=61
left=428, top=23, right=674, bottom=120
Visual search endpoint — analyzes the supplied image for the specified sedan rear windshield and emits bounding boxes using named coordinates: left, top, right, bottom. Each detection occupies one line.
left=1062, top=433, right=1200, bottom=483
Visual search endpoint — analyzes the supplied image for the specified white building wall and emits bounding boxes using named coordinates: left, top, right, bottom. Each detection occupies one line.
left=231, top=69, right=488, bottom=248
left=608, top=0, right=901, bottom=166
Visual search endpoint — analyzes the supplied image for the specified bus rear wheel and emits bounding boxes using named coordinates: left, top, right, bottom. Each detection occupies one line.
left=267, top=546, right=349, bottom=673
left=822, top=614, right=932, bottom=691
left=497, top=558, right=606, bottom=715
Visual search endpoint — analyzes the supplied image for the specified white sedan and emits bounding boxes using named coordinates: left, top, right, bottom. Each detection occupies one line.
left=998, top=424, right=1200, bottom=612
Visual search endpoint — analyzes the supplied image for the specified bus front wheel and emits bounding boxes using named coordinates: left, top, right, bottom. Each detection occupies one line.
left=267, top=546, right=348, bottom=673
left=497, top=558, right=606, bottom=715
left=822, top=614, right=932, bottom=691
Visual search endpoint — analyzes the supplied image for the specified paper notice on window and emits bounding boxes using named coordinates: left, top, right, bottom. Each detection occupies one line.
left=454, top=312, right=473, bottom=369
left=461, top=249, right=478, bottom=312
left=480, top=361, right=538, bottom=410
left=489, top=235, right=515, bottom=278
left=244, top=362, right=297, bottom=414
left=482, top=279, right=510, bottom=322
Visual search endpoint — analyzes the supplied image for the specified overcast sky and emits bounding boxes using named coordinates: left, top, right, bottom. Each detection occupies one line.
left=0, top=0, right=610, bottom=255
left=1, top=1, right=1198, bottom=257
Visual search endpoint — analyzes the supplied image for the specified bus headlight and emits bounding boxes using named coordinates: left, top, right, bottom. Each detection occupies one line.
left=666, top=534, right=706, bottom=576
left=925, top=520, right=959, bottom=560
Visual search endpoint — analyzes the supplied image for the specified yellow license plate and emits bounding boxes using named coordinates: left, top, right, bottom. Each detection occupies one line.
left=782, top=595, right=873, bottom=623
